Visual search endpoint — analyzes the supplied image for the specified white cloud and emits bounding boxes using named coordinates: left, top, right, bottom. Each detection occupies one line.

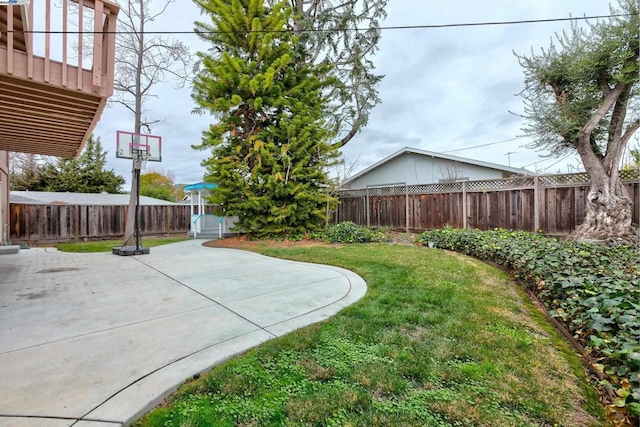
left=95, top=0, right=610, bottom=187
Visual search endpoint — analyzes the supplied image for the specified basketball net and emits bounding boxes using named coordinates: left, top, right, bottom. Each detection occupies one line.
left=133, top=150, right=150, bottom=170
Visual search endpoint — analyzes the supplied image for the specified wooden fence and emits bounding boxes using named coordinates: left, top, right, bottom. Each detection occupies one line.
left=9, top=204, right=191, bottom=244
left=336, top=171, right=640, bottom=236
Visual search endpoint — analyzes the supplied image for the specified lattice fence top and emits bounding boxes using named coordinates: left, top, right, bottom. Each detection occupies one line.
left=367, top=185, right=407, bottom=196
left=337, top=170, right=638, bottom=198
left=465, top=177, right=535, bottom=191
left=409, top=182, right=463, bottom=193
left=619, top=169, right=639, bottom=181
left=539, top=169, right=639, bottom=185
left=539, top=173, right=590, bottom=186
left=339, top=189, right=368, bottom=198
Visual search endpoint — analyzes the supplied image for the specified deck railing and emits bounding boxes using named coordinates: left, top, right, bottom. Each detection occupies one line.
left=2, top=0, right=119, bottom=96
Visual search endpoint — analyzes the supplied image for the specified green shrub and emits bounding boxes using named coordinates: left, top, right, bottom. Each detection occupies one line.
left=418, top=228, right=640, bottom=417
left=324, top=222, right=389, bottom=243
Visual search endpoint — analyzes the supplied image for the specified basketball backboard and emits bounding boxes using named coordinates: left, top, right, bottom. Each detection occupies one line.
left=116, top=131, right=162, bottom=162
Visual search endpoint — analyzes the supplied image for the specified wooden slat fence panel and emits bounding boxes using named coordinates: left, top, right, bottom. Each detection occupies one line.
left=539, top=182, right=639, bottom=234
left=10, top=204, right=191, bottom=244
left=337, top=179, right=639, bottom=236
left=373, top=192, right=465, bottom=230
left=630, top=182, right=640, bottom=226
left=371, top=195, right=405, bottom=229
left=337, top=197, right=366, bottom=226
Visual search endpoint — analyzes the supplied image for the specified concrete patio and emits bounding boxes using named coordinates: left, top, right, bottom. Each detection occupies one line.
left=0, top=240, right=366, bottom=426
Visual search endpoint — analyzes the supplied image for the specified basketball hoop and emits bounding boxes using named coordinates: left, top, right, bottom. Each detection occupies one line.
left=115, top=131, right=162, bottom=163
left=133, top=150, right=149, bottom=170
left=113, top=130, right=162, bottom=256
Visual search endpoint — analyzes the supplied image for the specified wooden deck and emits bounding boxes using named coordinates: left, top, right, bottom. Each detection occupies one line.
left=0, top=0, right=119, bottom=157
left=0, top=1, right=119, bottom=244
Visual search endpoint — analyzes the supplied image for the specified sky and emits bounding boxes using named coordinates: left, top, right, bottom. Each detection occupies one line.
left=93, top=0, right=617, bottom=187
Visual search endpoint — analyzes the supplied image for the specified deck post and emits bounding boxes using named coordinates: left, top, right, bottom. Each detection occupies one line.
left=28, top=1, right=34, bottom=78
left=93, top=0, right=104, bottom=88
left=45, top=0, right=51, bottom=82
left=7, top=5, right=13, bottom=74
left=77, top=0, right=84, bottom=90
left=62, top=0, right=68, bottom=86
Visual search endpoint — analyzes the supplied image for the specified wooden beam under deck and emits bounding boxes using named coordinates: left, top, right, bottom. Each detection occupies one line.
left=0, top=136, right=84, bottom=158
left=0, top=82, right=101, bottom=111
left=0, top=103, right=95, bottom=127
left=0, top=75, right=105, bottom=158
left=0, top=115, right=91, bottom=133
left=0, top=63, right=107, bottom=102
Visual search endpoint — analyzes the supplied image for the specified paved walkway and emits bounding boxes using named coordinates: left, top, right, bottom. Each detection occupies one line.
left=0, top=240, right=366, bottom=426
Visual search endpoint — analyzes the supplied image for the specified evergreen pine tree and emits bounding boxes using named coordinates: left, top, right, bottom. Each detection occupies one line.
left=18, top=136, right=126, bottom=193
left=193, top=0, right=338, bottom=237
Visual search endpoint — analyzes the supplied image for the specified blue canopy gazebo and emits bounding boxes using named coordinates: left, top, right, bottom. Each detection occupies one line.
left=183, top=182, right=221, bottom=238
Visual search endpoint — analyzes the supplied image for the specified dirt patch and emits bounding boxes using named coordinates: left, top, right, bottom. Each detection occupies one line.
left=203, top=231, right=419, bottom=250
left=202, top=235, right=336, bottom=250
left=386, top=231, right=419, bottom=245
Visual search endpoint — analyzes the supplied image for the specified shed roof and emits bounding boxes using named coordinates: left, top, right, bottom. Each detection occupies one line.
left=341, top=147, right=535, bottom=186
left=10, top=191, right=177, bottom=206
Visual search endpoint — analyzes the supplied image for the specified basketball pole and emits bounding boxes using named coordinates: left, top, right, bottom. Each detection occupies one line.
left=113, top=149, right=150, bottom=256
left=113, top=131, right=158, bottom=256
left=135, top=163, right=141, bottom=251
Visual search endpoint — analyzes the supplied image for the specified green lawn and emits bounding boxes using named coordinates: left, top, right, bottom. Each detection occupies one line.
left=55, top=236, right=188, bottom=253
left=135, top=244, right=605, bottom=427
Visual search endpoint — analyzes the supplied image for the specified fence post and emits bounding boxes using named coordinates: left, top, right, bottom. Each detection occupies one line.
left=74, top=205, right=79, bottom=242
left=462, top=181, right=467, bottom=229
left=165, top=206, right=170, bottom=235
left=405, top=184, right=409, bottom=233
left=366, top=187, right=370, bottom=227
left=534, top=176, right=540, bottom=231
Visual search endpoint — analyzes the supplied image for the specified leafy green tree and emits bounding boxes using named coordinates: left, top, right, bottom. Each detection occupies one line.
left=193, top=0, right=388, bottom=148
left=287, top=0, right=387, bottom=147
left=193, top=0, right=339, bottom=237
left=139, top=171, right=178, bottom=201
left=515, top=0, right=639, bottom=244
left=9, top=154, right=50, bottom=191
left=16, top=136, right=125, bottom=193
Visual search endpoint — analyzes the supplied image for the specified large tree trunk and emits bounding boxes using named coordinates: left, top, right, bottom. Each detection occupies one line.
left=570, top=95, right=639, bottom=245
left=570, top=169, right=637, bottom=245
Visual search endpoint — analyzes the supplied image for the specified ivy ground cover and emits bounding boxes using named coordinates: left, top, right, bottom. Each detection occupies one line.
left=135, top=244, right=603, bottom=426
left=418, top=228, right=640, bottom=422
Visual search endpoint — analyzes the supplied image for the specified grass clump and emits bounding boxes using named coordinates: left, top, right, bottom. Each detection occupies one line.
left=135, top=244, right=604, bottom=427
left=55, top=236, right=188, bottom=253
left=418, top=228, right=640, bottom=422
